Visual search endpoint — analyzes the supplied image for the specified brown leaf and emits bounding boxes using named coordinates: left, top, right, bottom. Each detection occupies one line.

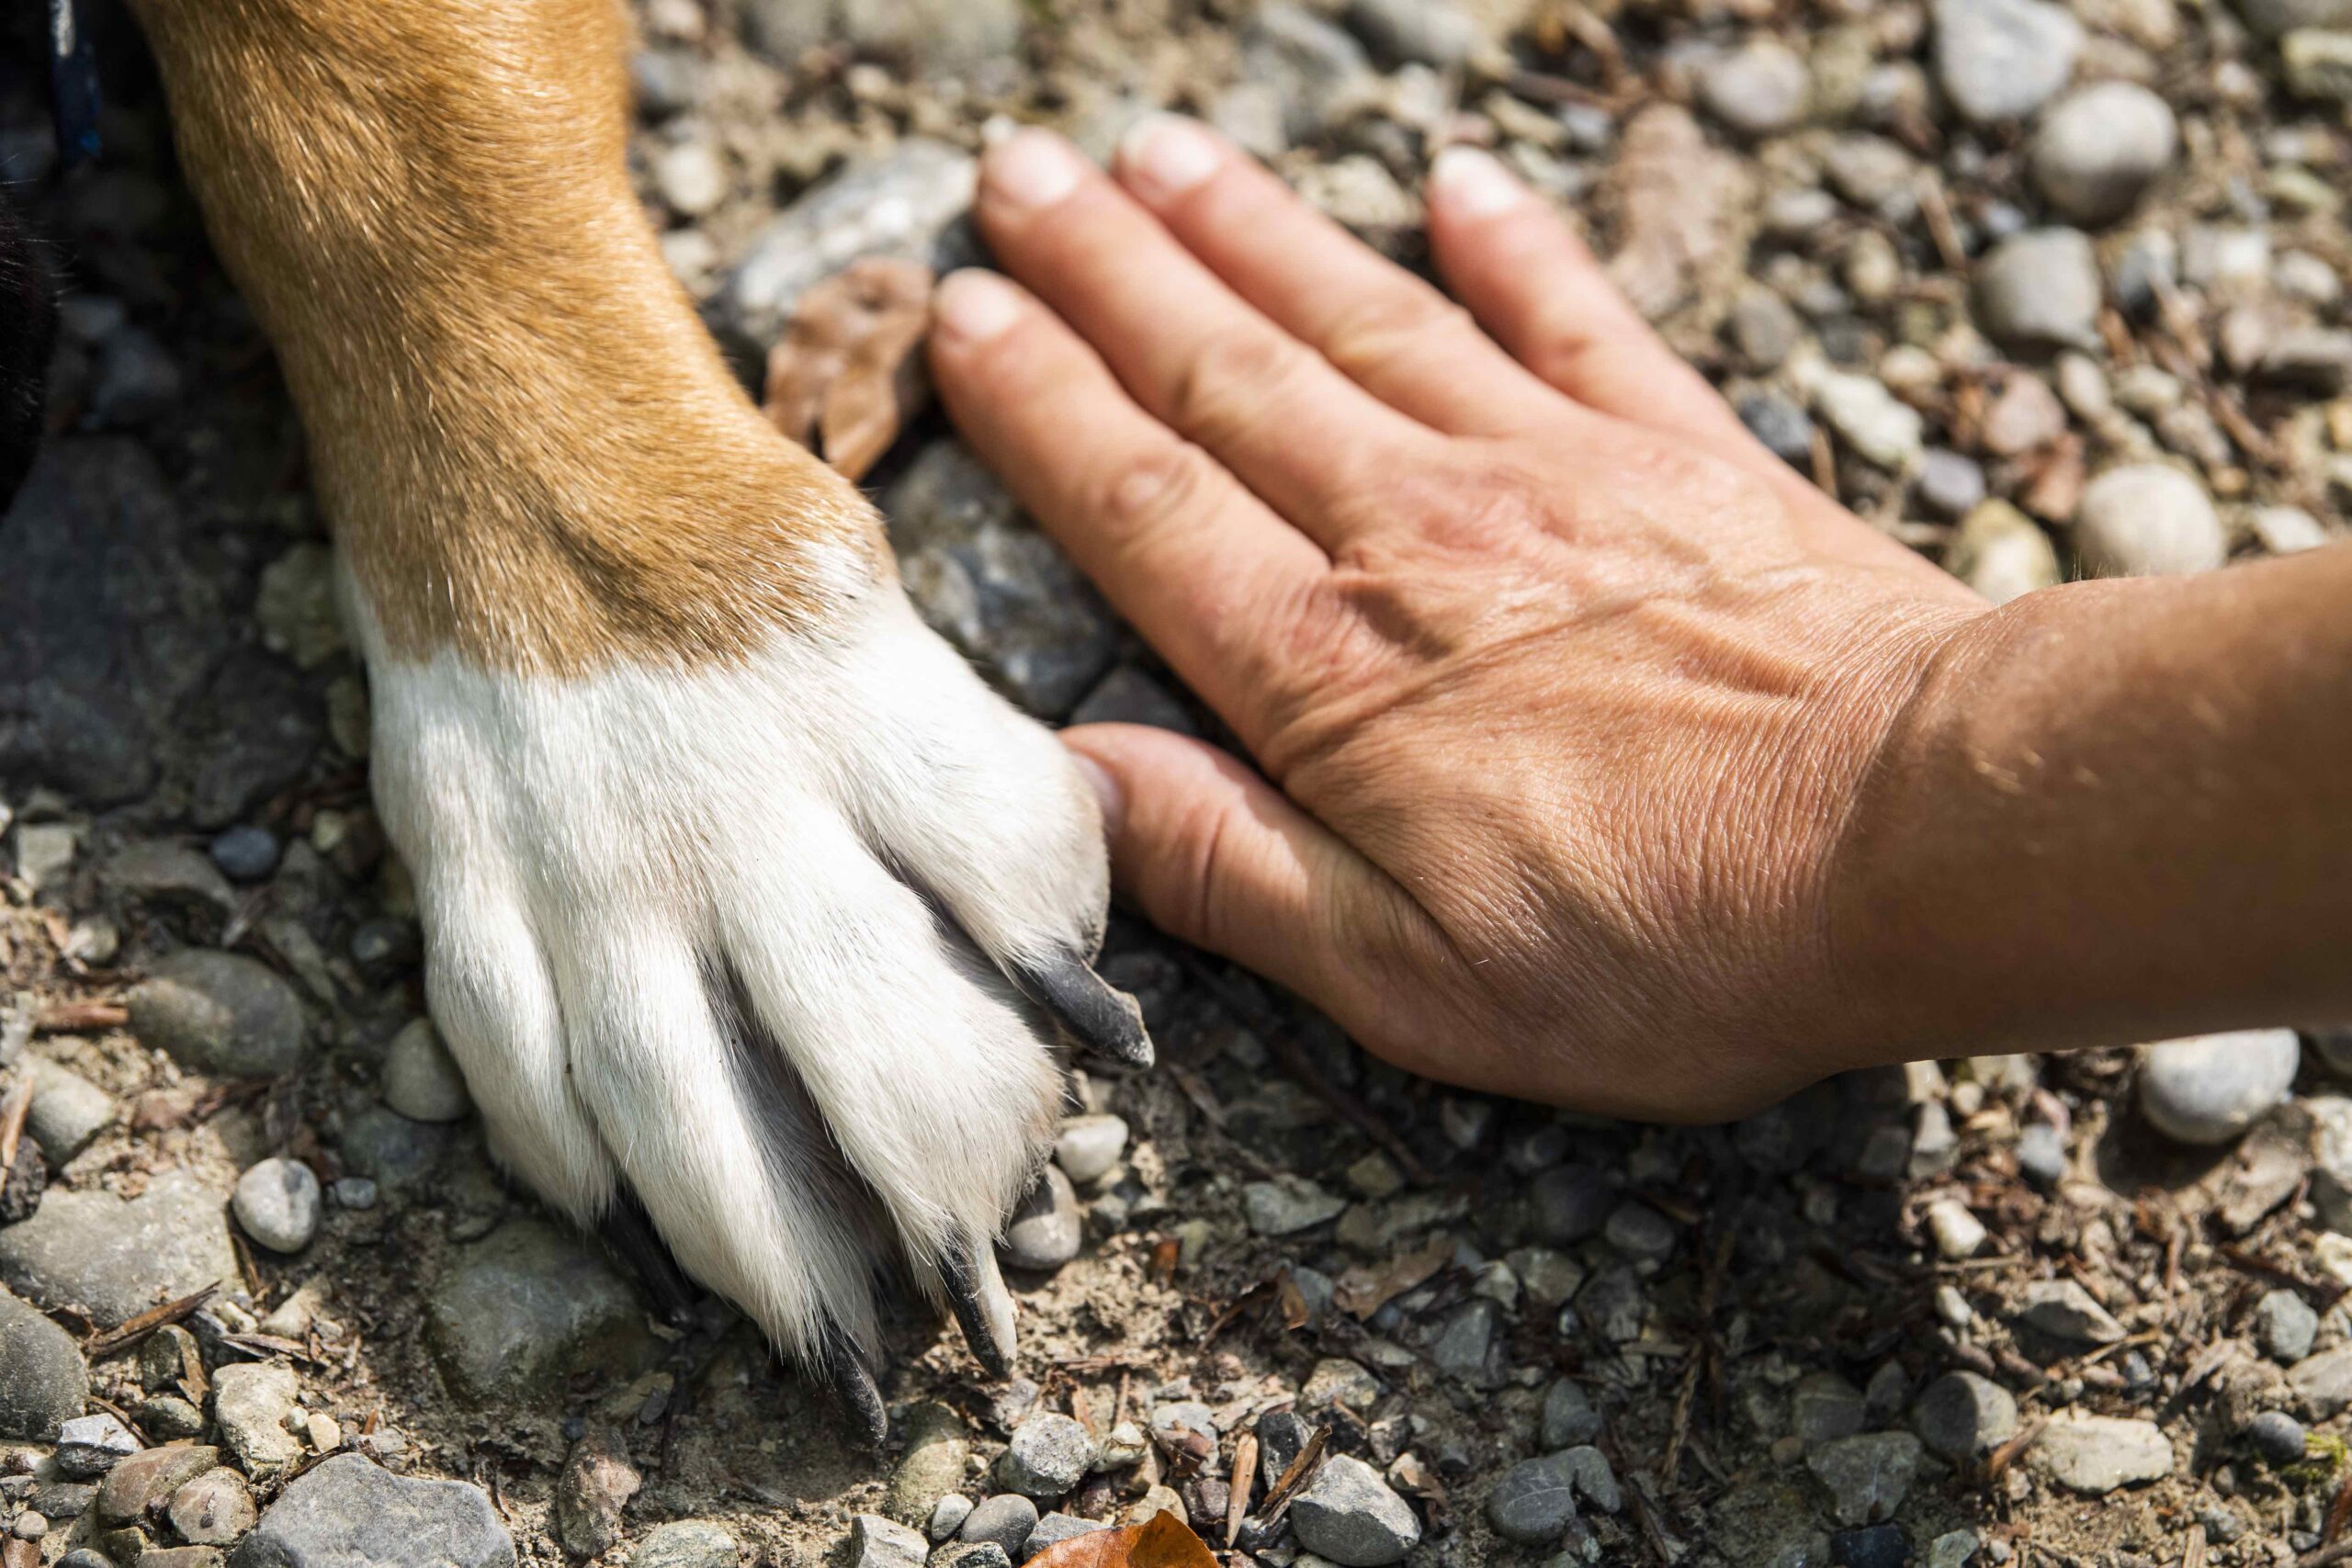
left=762, top=256, right=935, bottom=481
left=1024, top=1511, right=1219, bottom=1568
left=1333, top=1238, right=1453, bottom=1320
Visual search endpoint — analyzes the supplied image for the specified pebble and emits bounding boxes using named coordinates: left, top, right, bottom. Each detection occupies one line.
left=631, top=1521, right=740, bottom=1568
left=1342, top=0, right=1479, bottom=69
left=1979, top=374, right=2067, bottom=457
left=554, top=1426, right=640, bottom=1559
left=1792, top=1373, right=1866, bottom=1447
left=2030, top=84, right=2177, bottom=224
left=1543, top=1380, right=1603, bottom=1449
left=2016, top=1122, right=2068, bottom=1186
left=2032, top=1413, right=2173, bottom=1494
left=1243, top=1175, right=1346, bottom=1236
left=329, top=1177, right=379, bottom=1210
left=1023, top=1515, right=1111, bottom=1557
left=1699, top=40, right=1812, bottom=138
left=1912, top=1371, right=2019, bottom=1461
left=1973, top=230, right=2102, bottom=348
left=1833, top=1524, right=1910, bottom=1568
left=2253, top=505, right=2330, bottom=555
left=1486, top=1452, right=1581, bottom=1546
left=1052, top=1114, right=1128, bottom=1185
left=956, top=1494, right=1038, bottom=1558
left=927, top=1495, right=974, bottom=1541
left=2247, top=1410, right=2309, bottom=1465
left=1603, top=1201, right=1676, bottom=1262
left=1428, top=1299, right=1498, bottom=1381
left=127, top=949, right=307, bottom=1077
left=25, top=1061, right=114, bottom=1166
left=884, top=1404, right=967, bottom=1525
left=424, top=1219, right=654, bottom=1404
left=1242, top=4, right=1376, bottom=144
left=1821, top=135, right=1917, bottom=213
left=652, top=141, right=725, bottom=218
left=95, top=1444, right=220, bottom=1526
left=214, top=1361, right=306, bottom=1481
left=232, top=1453, right=514, bottom=1568
left=0, top=1171, right=236, bottom=1329
left=0, top=1287, right=87, bottom=1439
left=1932, top=0, right=2082, bottom=123
left=2137, top=1029, right=2299, bottom=1144
left=55, top=1414, right=139, bottom=1479
left=168, top=1469, right=256, bottom=1545
left=1738, top=392, right=1816, bottom=467
left=846, top=1513, right=926, bottom=1568
left=1813, top=372, right=1923, bottom=469
left=2016, top=1280, right=2126, bottom=1345
left=2257, top=1289, right=2321, bottom=1363
left=997, top=1413, right=1093, bottom=1498
left=381, top=1020, right=472, bottom=1123
left=232, top=1156, right=322, bottom=1253
left=1805, top=1433, right=1921, bottom=1527
left=1291, top=1455, right=1420, bottom=1567
left=2074, top=467, right=2227, bottom=579
left=1915, top=450, right=1986, bottom=519
left=2291, top=1346, right=2352, bottom=1416
left=2283, top=29, right=2352, bottom=104
left=334, top=1103, right=447, bottom=1194
left=723, top=141, right=977, bottom=344
left=1001, top=1165, right=1082, bottom=1270
left=1924, top=1200, right=1986, bottom=1260
left=935, top=1547, right=1012, bottom=1568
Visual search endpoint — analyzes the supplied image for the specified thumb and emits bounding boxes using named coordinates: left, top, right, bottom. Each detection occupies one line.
left=1060, top=723, right=1415, bottom=1017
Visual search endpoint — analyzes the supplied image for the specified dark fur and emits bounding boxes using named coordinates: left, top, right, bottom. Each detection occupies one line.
left=0, top=195, right=53, bottom=511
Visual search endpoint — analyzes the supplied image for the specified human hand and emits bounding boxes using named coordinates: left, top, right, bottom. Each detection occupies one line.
left=925, top=118, right=1995, bottom=1122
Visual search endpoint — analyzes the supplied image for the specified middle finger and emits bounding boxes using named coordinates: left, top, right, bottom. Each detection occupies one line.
left=974, top=129, right=1442, bottom=546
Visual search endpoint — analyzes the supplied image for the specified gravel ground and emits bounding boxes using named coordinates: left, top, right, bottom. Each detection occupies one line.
left=2, top=0, right=2350, bottom=1565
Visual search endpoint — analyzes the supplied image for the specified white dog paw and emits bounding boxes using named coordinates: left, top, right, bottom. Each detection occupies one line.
left=357, top=586, right=1145, bottom=1434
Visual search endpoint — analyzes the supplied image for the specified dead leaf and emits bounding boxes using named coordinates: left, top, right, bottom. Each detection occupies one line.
left=1333, top=1238, right=1453, bottom=1320
left=762, top=256, right=934, bottom=481
left=1024, top=1510, right=1218, bottom=1568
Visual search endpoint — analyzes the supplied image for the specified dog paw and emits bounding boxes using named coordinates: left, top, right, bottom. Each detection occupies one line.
left=358, top=585, right=1145, bottom=1434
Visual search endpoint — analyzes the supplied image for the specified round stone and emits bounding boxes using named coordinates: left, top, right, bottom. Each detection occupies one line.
left=1487, top=1453, right=1579, bottom=1546
left=128, top=950, right=308, bottom=1078
left=232, top=1157, right=322, bottom=1253
left=207, top=826, right=282, bottom=884
left=2075, top=466, right=2226, bottom=578
left=999, top=1166, right=1080, bottom=1272
left=1291, top=1455, right=1420, bottom=1566
left=1973, top=230, right=2102, bottom=348
left=2137, top=1029, right=2301, bottom=1145
left=927, top=1495, right=974, bottom=1542
left=2030, top=83, right=2178, bottom=224
left=381, top=1020, right=472, bottom=1123
left=1932, top=0, right=2082, bottom=124
left=2255, top=1289, right=2320, bottom=1363
left=1699, top=40, right=1812, bottom=138
left=1050, top=1114, right=1128, bottom=1186
left=956, top=1495, right=1038, bottom=1558
left=996, top=1413, right=1093, bottom=1499
left=2246, top=1410, right=2308, bottom=1466
left=1912, top=1371, right=2018, bottom=1461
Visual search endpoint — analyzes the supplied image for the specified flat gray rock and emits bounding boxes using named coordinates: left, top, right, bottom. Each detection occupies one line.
left=1292, top=1454, right=1420, bottom=1566
left=0, top=1285, right=86, bottom=1438
left=1805, top=1433, right=1921, bottom=1527
left=424, top=1219, right=653, bottom=1405
left=630, top=1522, right=738, bottom=1568
left=127, top=951, right=306, bottom=1078
left=2032, top=1414, right=2172, bottom=1495
left=229, top=1454, right=514, bottom=1568
left=0, top=1170, right=236, bottom=1328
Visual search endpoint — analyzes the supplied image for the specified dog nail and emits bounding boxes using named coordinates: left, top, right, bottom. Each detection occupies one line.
left=1118, top=114, right=1222, bottom=203
left=940, top=1241, right=1019, bottom=1378
left=1429, top=145, right=1527, bottom=220
left=986, top=129, right=1083, bottom=210
left=1010, top=952, right=1155, bottom=1068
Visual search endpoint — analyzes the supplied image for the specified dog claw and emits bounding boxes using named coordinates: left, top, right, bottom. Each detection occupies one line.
left=1009, top=953, right=1155, bottom=1068
left=598, top=1188, right=700, bottom=1327
left=817, top=1334, right=888, bottom=1449
left=940, top=1240, right=1019, bottom=1378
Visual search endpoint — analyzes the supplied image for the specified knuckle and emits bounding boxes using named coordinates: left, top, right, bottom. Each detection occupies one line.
left=1164, top=327, right=1302, bottom=446
left=1320, top=289, right=1465, bottom=378
left=1095, top=438, right=1227, bottom=544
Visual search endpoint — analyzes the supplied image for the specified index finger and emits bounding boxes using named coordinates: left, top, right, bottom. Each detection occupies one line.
left=927, top=267, right=1329, bottom=754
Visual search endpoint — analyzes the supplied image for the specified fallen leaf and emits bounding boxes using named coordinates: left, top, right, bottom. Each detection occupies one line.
left=762, top=256, right=934, bottom=481
left=1024, top=1510, right=1218, bottom=1567
left=1333, top=1238, right=1453, bottom=1320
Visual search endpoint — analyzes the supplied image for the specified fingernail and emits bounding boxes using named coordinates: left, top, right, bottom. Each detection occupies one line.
left=933, top=269, right=1023, bottom=344
left=985, top=128, right=1084, bottom=210
left=1429, top=145, right=1526, bottom=220
left=1117, top=113, right=1222, bottom=203
left=1070, top=752, right=1124, bottom=841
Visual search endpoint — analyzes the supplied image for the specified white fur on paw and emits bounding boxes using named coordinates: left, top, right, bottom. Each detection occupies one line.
left=349, top=581, right=1112, bottom=1375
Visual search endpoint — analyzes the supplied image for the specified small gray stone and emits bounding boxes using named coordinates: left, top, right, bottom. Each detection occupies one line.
left=232, top=1157, right=322, bottom=1254
left=56, top=1414, right=139, bottom=1479
left=2138, top=1029, right=2299, bottom=1144
left=1242, top=4, right=1376, bottom=144
left=2246, top=1410, right=2308, bottom=1465
left=631, top=1522, right=737, bottom=1568
left=1487, top=1453, right=1580, bottom=1546
left=334, top=1103, right=448, bottom=1194
left=956, top=1494, right=1038, bottom=1558
left=1292, top=1455, right=1420, bottom=1567
left=205, top=827, right=280, bottom=884
left=1805, top=1433, right=1921, bottom=1527
left=0, top=1171, right=237, bottom=1329
left=2017, top=1280, right=2126, bottom=1345
left=380, top=1021, right=471, bottom=1123
left=1603, top=1201, right=1676, bottom=1262
left=424, top=1219, right=655, bottom=1404
left=846, top=1513, right=925, bottom=1568
left=1001, top=1165, right=1082, bottom=1271
left=214, top=1361, right=304, bottom=1481
left=1562, top=1447, right=1620, bottom=1512
left=2074, top=466, right=2227, bottom=581
left=2282, top=28, right=2352, bottom=103
left=1699, top=40, right=1812, bottom=138
left=170, top=1469, right=258, bottom=1545
left=934, top=1547, right=1012, bottom=1568
left=1148, top=1401, right=1217, bottom=1445
left=1812, top=373, right=1922, bottom=470
left=1916, top=450, right=1986, bottom=520
left=1542, top=1380, right=1601, bottom=1450
left=1973, top=230, right=2101, bottom=348
left=927, top=1495, right=973, bottom=1542
left=723, top=141, right=977, bottom=343
left=1428, top=1299, right=1498, bottom=1382
left=96, top=1444, right=220, bottom=1526
left=2032, top=1414, right=2172, bottom=1494
left=2256, top=1290, right=2320, bottom=1363
left=1738, top=393, right=1815, bottom=467
left=1023, top=1515, right=1111, bottom=1558
left=1728, top=290, right=1804, bottom=371
left=2289, top=1346, right=2352, bottom=1416
left=2017, top=1122, right=2067, bottom=1186
left=1530, top=1165, right=1612, bottom=1245
left=884, top=1404, right=967, bottom=1525
left=1792, top=1373, right=1866, bottom=1448
left=128, top=951, right=307, bottom=1078
left=2030, top=84, right=2177, bottom=224
left=553, top=1425, right=639, bottom=1559
left=1912, top=1372, right=2018, bottom=1461
left=1243, top=1176, right=1346, bottom=1236
left=25, top=1061, right=114, bottom=1165
left=1343, top=0, right=1479, bottom=68
left=229, top=1453, right=514, bottom=1568
left=1052, top=1114, right=1128, bottom=1186
left=997, top=1413, right=1093, bottom=1499
left=0, top=1287, right=86, bottom=1439
left=1932, top=0, right=2082, bottom=123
